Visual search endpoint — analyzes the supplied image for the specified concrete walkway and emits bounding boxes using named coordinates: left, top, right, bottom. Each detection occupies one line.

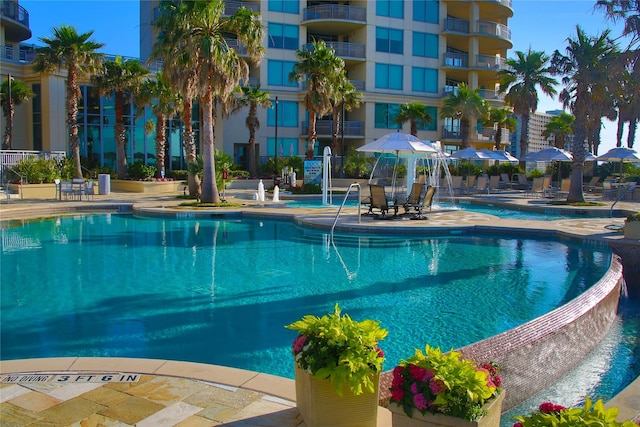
left=1, top=188, right=638, bottom=425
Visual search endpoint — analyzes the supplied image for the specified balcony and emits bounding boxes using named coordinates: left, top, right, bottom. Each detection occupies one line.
left=1, top=0, right=31, bottom=41
left=225, top=38, right=248, bottom=56
left=442, top=128, right=462, bottom=139
left=443, top=52, right=469, bottom=68
left=478, top=88, right=505, bottom=101
left=222, top=1, right=260, bottom=16
left=475, top=54, right=507, bottom=70
left=476, top=20, right=511, bottom=41
left=302, top=79, right=365, bottom=91
left=302, top=4, right=366, bottom=36
left=302, top=120, right=365, bottom=137
left=443, top=17, right=470, bottom=34
left=2, top=44, right=35, bottom=63
left=302, top=42, right=365, bottom=61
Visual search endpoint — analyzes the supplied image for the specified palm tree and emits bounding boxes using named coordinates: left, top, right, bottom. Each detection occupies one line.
left=612, top=66, right=640, bottom=148
left=33, top=25, right=104, bottom=178
left=483, top=107, right=518, bottom=151
left=151, top=0, right=201, bottom=196
left=232, top=85, right=272, bottom=178
left=138, top=73, right=183, bottom=178
left=498, top=49, right=558, bottom=157
left=91, top=57, right=150, bottom=179
left=1, top=77, right=35, bottom=149
left=330, top=72, right=361, bottom=173
left=160, top=0, right=264, bottom=203
left=290, top=40, right=345, bottom=159
left=551, top=26, right=619, bottom=202
left=440, top=83, right=489, bottom=148
left=394, top=101, right=433, bottom=137
left=541, top=111, right=575, bottom=149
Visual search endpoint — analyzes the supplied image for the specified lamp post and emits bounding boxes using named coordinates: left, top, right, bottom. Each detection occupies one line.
left=7, top=73, right=12, bottom=150
left=274, top=96, right=278, bottom=187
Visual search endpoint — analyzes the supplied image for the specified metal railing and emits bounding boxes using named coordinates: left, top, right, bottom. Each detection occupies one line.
left=222, top=0, right=260, bottom=16
left=2, top=44, right=35, bottom=63
left=443, top=52, right=469, bottom=68
left=444, top=17, right=470, bottom=34
left=301, top=120, right=365, bottom=137
left=1, top=0, right=29, bottom=27
left=331, top=183, right=361, bottom=235
left=303, top=4, right=366, bottom=23
left=302, top=42, right=365, bottom=60
left=611, top=183, right=637, bottom=217
left=476, top=54, right=507, bottom=70
left=476, top=20, right=511, bottom=40
left=0, top=150, right=66, bottom=183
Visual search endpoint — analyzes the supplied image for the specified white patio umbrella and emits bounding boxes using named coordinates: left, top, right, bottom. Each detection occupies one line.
left=597, top=147, right=640, bottom=176
left=479, top=149, right=519, bottom=164
left=524, top=147, right=573, bottom=185
left=449, top=147, right=494, bottom=176
left=356, top=132, right=439, bottom=197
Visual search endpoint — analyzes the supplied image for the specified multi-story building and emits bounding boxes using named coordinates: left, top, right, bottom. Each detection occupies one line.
left=142, top=0, right=513, bottom=168
left=2, top=0, right=513, bottom=176
left=509, top=110, right=574, bottom=159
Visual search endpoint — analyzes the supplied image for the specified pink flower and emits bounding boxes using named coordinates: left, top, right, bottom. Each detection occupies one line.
left=411, top=383, right=418, bottom=394
left=429, top=378, right=445, bottom=395
left=513, top=423, right=523, bottom=427
left=409, top=364, right=427, bottom=380
left=413, top=393, right=428, bottom=410
left=422, top=369, right=435, bottom=382
left=493, top=374, right=502, bottom=387
left=391, top=387, right=405, bottom=401
left=292, top=335, right=307, bottom=353
left=376, top=347, right=385, bottom=359
left=392, top=374, right=404, bottom=388
left=539, top=402, right=566, bottom=413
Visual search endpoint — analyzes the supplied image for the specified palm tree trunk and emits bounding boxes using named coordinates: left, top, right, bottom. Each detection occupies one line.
left=307, top=111, right=317, bottom=159
left=331, top=107, right=340, bottom=174
left=628, top=119, right=637, bottom=148
left=155, top=114, right=166, bottom=178
left=461, top=118, right=470, bottom=148
left=567, top=120, right=587, bottom=203
left=200, top=88, right=220, bottom=204
left=2, top=102, right=13, bottom=149
left=248, top=104, right=258, bottom=178
left=115, top=91, right=128, bottom=179
left=182, top=99, right=200, bottom=196
left=616, top=115, right=625, bottom=147
left=67, top=67, right=83, bottom=179
left=494, top=127, right=502, bottom=151
left=520, top=114, right=530, bottom=157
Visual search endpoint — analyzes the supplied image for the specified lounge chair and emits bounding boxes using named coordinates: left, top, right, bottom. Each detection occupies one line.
left=554, top=178, right=571, bottom=199
left=450, top=176, right=464, bottom=196
left=584, top=176, right=600, bottom=193
left=514, top=174, right=530, bottom=190
left=365, top=184, right=398, bottom=219
left=488, top=175, right=501, bottom=193
left=403, top=184, right=436, bottom=220
left=473, top=176, right=489, bottom=194
left=499, top=173, right=512, bottom=189
left=524, top=177, right=544, bottom=198
left=542, top=175, right=553, bottom=197
left=462, top=175, right=477, bottom=195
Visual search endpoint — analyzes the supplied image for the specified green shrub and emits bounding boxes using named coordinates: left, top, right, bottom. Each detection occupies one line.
left=527, top=169, right=544, bottom=179
left=8, top=157, right=60, bottom=183
left=166, top=169, right=188, bottom=180
left=128, top=162, right=157, bottom=180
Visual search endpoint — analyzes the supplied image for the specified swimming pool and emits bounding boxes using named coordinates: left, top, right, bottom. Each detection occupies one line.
left=283, top=199, right=610, bottom=221
left=0, top=214, right=636, bottom=406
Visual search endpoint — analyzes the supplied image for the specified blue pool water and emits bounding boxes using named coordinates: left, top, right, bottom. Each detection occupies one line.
left=283, top=199, right=609, bottom=221
left=0, top=214, right=637, bottom=406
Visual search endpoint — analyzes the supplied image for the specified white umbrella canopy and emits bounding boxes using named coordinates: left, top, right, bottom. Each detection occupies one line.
left=479, top=149, right=519, bottom=163
left=597, top=147, right=640, bottom=162
left=356, top=132, right=439, bottom=154
left=523, top=147, right=573, bottom=162
left=450, top=147, right=494, bottom=160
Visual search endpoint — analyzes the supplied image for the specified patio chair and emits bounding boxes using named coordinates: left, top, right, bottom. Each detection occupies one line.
left=601, top=180, right=616, bottom=200
left=514, top=173, right=530, bottom=190
left=499, top=173, right=512, bottom=189
left=402, top=184, right=436, bottom=220
left=488, top=175, right=501, bottom=193
left=81, top=180, right=95, bottom=200
left=584, top=176, right=600, bottom=193
left=450, top=176, right=464, bottom=196
left=524, top=177, right=544, bottom=198
left=473, top=176, right=489, bottom=194
left=59, top=181, right=75, bottom=200
left=462, top=175, right=476, bottom=195
left=542, top=175, right=553, bottom=197
left=403, top=183, right=424, bottom=214
left=365, top=184, right=398, bottom=219
left=554, top=178, right=571, bottom=199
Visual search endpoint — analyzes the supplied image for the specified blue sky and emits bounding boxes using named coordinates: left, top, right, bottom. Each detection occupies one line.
left=19, top=0, right=637, bottom=153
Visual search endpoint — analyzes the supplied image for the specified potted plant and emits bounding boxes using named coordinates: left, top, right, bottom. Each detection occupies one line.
left=285, top=303, right=387, bottom=427
left=388, top=345, right=504, bottom=427
left=512, top=398, right=640, bottom=427
left=624, top=212, right=640, bottom=239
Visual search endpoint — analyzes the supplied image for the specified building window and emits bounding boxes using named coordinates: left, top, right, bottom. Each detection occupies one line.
left=376, top=27, right=403, bottom=54
left=413, top=32, right=438, bottom=58
left=375, top=103, right=401, bottom=128
left=267, top=137, right=298, bottom=156
left=268, top=0, right=298, bottom=14
left=31, top=84, right=42, bottom=151
left=417, top=106, right=438, bottom=131
left=377, top=0, right=403, bottom=18
left=412, top=67, right=438, bottom=93
left=414, top=0, right=439, bottom=24
left=267, top=100, right=298, bottom=127
left=268, top=60, right=298, bottom=87
left=375, top=63, right=403, bottom=90
left=268, top=23, right=299, bottom=50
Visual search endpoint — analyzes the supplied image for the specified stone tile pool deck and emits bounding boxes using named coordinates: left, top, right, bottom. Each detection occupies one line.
left=1, top=189, right=639, bottom=425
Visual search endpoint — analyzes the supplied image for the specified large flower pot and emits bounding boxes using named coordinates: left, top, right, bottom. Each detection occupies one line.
left=624, top=221, right=640, bottom=239
left=388, top=391, right=505, bottom=427
left=294, top=365, right=379, bottom=427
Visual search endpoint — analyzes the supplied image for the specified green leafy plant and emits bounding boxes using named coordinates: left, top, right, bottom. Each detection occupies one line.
left=285, top=303, right=387, bottom=396
left=626, top=212, right=640, bottom=222
left=128, top=162, right=157, bottom=180
left=527, top=169, right=544, bottom=179
left=389, top=345, right=501, bottom=421
left=512, top=398, right=640, bottom=427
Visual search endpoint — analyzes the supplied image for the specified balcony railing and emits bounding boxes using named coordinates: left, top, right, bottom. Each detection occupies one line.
left=302, top=79, right=365, bottom=91
left=443, top=52, right=469, bottom=68
left=442, top=128, right=462, bottom=139
left=444, top=17, right=470, bottom=34
left=2, top=44, right=35, bottom=63
left=478, top=89, right=505, bottom=101
left=1, top=150, right=66, bottom=182
left=302, top=42, right=365, bottom=60
left=476, top=20, right=511, bottom=40
left=303, top=4, right=366, bottom=23
left=225, top=38, right=248, bottom=56
left=223, top=1, right=260, bottom=16
left=1, top=0, right=29, bottom=27
left=302, top=120, right=365, bottom=136
left=475, top=54, right=507, bottom=70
